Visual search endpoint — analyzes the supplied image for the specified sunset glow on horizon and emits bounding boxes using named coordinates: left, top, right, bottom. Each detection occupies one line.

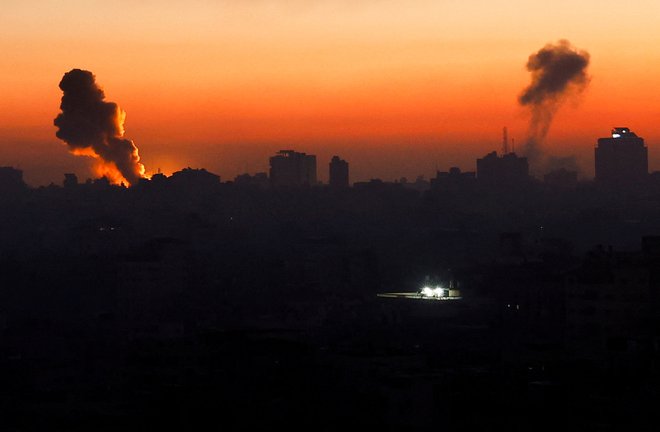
left=3, top=0, right=660, bottom=185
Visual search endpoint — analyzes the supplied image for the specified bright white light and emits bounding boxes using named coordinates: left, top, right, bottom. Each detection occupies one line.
left=612, top=133, right=621, bottom=138
left=420, top=286, right=446, bottom=298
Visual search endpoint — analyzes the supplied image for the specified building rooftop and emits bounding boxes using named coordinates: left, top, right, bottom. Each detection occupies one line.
left=376, top=292, right=462, bottom=301
left=611, top=127, right=638, bottom=138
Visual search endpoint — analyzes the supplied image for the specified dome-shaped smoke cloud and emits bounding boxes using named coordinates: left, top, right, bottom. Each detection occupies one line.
left=519, top=40, right=590, bottom=170
left=54, top=69, right=145, bottom=185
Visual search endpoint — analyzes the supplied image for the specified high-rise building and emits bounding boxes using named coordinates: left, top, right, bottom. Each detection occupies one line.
left=269, top=150, right=317, bottom=188
left=476, top=151, right=529, bottom=186
left=0, top=166, right=26, bottom=192
left=595, top=127, right=647, bottom=185
left=329, top=156, right=349, bottom=188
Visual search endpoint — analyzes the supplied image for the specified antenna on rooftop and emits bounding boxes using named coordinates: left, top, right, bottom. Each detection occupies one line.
left=503, top=127, right=509, bottom=155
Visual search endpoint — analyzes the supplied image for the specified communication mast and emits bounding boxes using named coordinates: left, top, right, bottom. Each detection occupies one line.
left=502, top=127, right=509, bottom=155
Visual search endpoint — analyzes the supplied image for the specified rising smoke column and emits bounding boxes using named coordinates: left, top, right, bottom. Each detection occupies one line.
left=54, top=69, right=145, bottom=185
left=519, top=40, right=590, bottom=167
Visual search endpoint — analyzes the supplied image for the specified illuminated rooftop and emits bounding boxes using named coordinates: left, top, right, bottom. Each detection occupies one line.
left=611, top=127, right=637, bottom=138
left=377, top=285, right=462, bottom=301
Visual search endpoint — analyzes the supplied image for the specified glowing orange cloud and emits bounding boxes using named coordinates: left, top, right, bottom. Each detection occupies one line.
left=53, top=69, right=146, bottom=186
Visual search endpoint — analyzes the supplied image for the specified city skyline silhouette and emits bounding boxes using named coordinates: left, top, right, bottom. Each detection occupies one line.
left=3, top=2, right=660, bottom=430
left=4, top=2, right=660, bottom=186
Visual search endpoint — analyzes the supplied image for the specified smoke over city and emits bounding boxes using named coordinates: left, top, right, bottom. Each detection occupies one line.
left=54, top=69, right=145, bottom=186
left=519, top=40, right=590, bottom=170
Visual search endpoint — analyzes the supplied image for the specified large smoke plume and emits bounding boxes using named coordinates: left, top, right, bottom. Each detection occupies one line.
left=54, top=69, right=145, bottom=185
left=519, top=40, right=590, bottom=170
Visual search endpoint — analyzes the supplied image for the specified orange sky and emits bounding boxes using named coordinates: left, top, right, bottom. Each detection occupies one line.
left=2, top=1, right=660, bottom=185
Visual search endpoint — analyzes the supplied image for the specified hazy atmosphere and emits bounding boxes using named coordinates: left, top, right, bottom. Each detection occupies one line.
left=3, top=0, right=660, bottom=184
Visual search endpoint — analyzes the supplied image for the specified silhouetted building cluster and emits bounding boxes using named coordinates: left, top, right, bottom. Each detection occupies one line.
left=565, top=236, right=660, bottom=369
left=3, top=127, right=660, bottom=431
left=430, top=167, right=476, bottom=191
left=269, top=149, right=317, bottom=188
left=169, top=167, right=220, bottom=188
left=476, top=151, right=529, bottom=187
left=233, top=172, right=269, bottom=189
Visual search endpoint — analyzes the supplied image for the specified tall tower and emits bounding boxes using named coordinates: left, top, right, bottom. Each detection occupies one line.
left=595, top=127, right=647, bottom=186
left=502, top=127, right=509, bottom=155
left=329, top=156, right=349, bottom=188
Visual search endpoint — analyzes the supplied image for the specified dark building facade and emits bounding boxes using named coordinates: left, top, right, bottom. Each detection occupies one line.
left=595, top=127, right=648, bottom=186
left=430, top=167, right=476, bottom=191
left=476, top=152, right=529, bottom=186
left=269, top=150, right=317, bottom=188
left=233, top=172, right=269, bottom=189
left=0, top=166, right=26, bottom=193
left=169, top=167, right=221, bottom=189
left=565, top=237, right=660, bottom=369
left=329, top=156, right=349, bottom=188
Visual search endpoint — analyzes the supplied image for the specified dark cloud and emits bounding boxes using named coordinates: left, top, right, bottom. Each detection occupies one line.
left=518, top=40, right=590, bottom=170
left=54, top=69, right=145, bottom=185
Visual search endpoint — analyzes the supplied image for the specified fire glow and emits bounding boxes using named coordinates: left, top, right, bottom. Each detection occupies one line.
left=54, top=69, right=146, bottom=186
